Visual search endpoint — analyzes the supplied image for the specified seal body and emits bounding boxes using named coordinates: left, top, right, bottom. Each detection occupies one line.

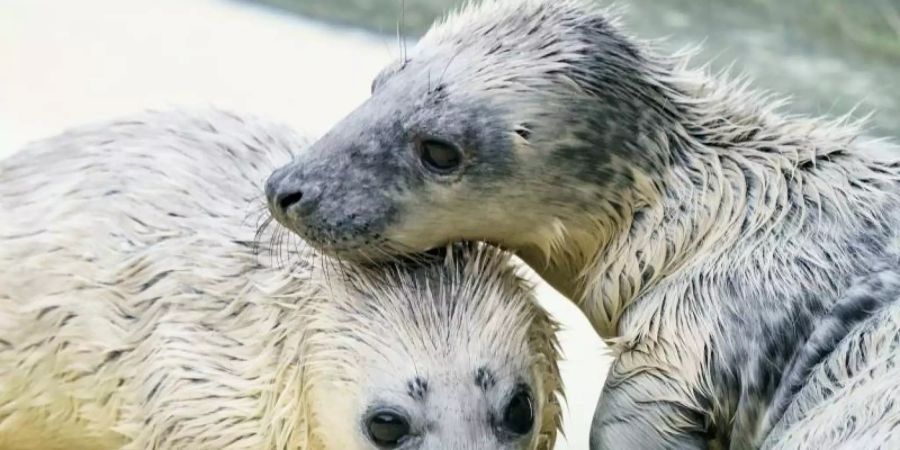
left=263, top=0, right=900, bottom=448
left=760, top=262, right=900, bottom=449
left=0, top=110, right=562, bottom=450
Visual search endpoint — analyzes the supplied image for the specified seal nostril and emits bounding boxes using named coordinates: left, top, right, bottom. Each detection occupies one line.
left=278, top=191, right=304, bottom=212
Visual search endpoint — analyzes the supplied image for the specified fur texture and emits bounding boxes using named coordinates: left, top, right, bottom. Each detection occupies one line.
left=0, top=109, right=562, bottom=450
left=263, top=0, right=900, bottom=448
left=761, top=262, right=900, bottom=449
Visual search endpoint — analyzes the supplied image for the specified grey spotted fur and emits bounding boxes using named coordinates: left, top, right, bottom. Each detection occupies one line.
left=264, top=0, right=900, bottom=448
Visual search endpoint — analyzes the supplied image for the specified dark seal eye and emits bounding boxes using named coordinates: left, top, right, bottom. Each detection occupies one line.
left=418, top=138, right=463, bottom=174
left=366, top=410, right=411, bottom=448
left=501, top=387, right=534, bottom=436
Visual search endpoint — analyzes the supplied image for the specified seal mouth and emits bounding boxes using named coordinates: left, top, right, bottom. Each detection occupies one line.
left=346, top=241, right=502, bottom=270
left=254, top=211, right=399, bottom=264
left=311, top=238, right=490, bottom=266
left=302, top=233, right=413, bottom=263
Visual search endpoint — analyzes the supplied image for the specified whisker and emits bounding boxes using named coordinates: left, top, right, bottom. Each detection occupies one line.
left=400, top=0, right=408, bottom=61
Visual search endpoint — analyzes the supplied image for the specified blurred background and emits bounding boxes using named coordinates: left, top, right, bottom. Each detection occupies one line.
left=1, top=0, right=898, bottom=448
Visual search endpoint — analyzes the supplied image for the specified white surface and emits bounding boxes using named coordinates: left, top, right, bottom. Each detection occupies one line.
left=0, top=0, right=611, bottom=448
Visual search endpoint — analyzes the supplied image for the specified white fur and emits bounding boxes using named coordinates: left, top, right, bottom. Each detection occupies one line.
left=0, top=109, right=562, bottom=449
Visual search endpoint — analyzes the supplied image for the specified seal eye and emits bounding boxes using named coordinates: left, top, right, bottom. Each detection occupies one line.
left=366, top=410, right=411, bottom=448
left=501, top=387, right=534, bottom=436
left=418, top=138, right=463, bottom=174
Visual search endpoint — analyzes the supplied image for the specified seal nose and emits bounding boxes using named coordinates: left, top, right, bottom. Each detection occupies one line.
left=276, top=190, right=305, bottom=214
left=265, top=166, right=322, bottom=221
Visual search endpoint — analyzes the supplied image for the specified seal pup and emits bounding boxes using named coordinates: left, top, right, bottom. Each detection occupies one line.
left=264, top=0, right=900, bottom=448
left=0, top=109, right=562, bottom=450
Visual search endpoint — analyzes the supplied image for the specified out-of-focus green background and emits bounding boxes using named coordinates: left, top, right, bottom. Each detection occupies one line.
left=250, top=0, right=900, bottom=60
left=245, top=0, right=900, bottom=138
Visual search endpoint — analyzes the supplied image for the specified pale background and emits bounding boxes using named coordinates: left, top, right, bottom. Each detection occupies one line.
left=0, top=1, right=611, bottom=448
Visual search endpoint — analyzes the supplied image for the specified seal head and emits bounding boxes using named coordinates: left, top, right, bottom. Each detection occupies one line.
left=266, top=0, right=677, bottom=260
left=307, top=244, right=562, bottom=450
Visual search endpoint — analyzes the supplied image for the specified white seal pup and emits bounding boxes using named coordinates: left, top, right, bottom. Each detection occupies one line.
left=263, top=0, right=900, bottom=448
left=0, top=109, right=563, bottom=450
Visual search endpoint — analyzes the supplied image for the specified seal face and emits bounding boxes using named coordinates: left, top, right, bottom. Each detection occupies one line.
left=306, top=244, right=562, bottom=450
left=0, top=110, right=562, bottom=450
left=265, top=0, right=667, bottom=260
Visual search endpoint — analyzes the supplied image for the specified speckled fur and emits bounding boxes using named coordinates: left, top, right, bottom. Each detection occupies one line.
left=761, top=263, right=900, bottom=449
left=264, top=0, right=900, bottom=448
left=0, top=109, right=562, bottom=450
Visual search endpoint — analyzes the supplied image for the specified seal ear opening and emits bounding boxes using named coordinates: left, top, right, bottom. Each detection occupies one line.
left=514, top=124, right=533, bottom=140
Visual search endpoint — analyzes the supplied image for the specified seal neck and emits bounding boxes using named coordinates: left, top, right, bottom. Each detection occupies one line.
left=520, top=79, right=900, bottom=340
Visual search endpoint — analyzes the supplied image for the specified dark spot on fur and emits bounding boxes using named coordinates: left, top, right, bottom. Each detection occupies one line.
left=146, top=380, right=163, bottom=402
left=60, top=313, right=76, bottom=327
left=475, top=366, right=496, bottom=391
left=104, top=350, right=124, bottom=363
left=406, top=376, right=429, bottom=401
left=641, top=266, right=655, bottom=285
left=140, top=270, right=173, bottom=292
left=36, top=305, right=59, bottom=320
left=833, top=294, right=881, bottom=324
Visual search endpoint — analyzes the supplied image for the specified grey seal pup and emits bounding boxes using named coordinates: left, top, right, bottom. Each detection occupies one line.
left=265, top=0, right=900, bottom=448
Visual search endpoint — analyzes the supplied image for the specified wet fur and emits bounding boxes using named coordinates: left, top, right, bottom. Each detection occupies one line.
left=0, top=110, right=562, bottom=450
left=761, top=262, right=900, bottom=449
left=265, top=0, right=900, bottom=448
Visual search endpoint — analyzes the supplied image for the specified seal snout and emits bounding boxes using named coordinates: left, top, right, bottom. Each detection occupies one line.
left=265, top=165, right=322, bottom=226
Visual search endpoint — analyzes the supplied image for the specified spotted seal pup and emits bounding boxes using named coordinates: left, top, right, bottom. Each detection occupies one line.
left=0, top=109, right=562, bottom=450
left=264, top=0, right=900, bottom=448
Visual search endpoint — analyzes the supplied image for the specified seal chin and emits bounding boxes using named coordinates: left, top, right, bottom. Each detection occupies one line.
left=294, top=229, right=404, bottom=263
